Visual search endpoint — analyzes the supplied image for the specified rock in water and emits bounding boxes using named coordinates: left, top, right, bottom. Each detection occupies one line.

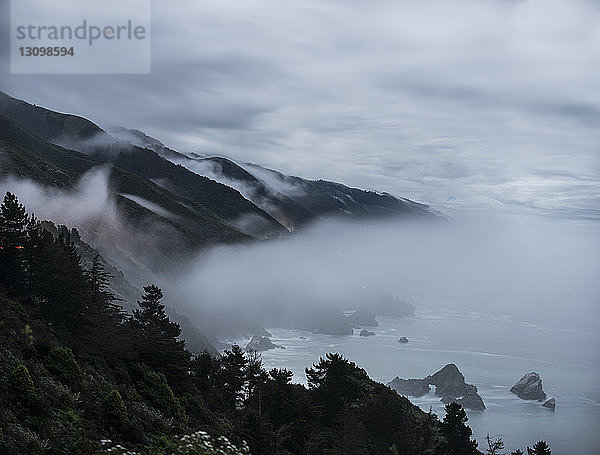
left=244, top=336, right=283, bottom=352
left=388, top=377, right=430, bottom=397
left=359, top=329, right=375, bottom=337
left=398, top=336, right=409, bottom=343
left=510, top=372, right=547, bottom=401
left=542, top=397, right=556, bottom=410
left=387, top=363, right=486, bottom=411
left=347, top=308, right=379, bottom=327
left=427, top=364, right=486, bottom=411
left=312, top=316, right=354, bottom=335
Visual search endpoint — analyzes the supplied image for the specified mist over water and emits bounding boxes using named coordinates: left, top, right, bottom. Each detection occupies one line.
left=172, top=214, right=600, bottom=334
left=2, top=170, right=598, bottom=453
left=169, top=214, right=599, bottom=454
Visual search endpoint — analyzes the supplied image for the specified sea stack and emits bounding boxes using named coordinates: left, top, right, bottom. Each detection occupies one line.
left=245, top=336, right=284, bottom=352
left=542, top=397, right=556, bottom=410
left=510, top=372, right=547, bottom=401
left=387, top=363, right=486, bottom=411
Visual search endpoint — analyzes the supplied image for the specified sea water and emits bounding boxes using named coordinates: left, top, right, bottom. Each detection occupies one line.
left=242, top=306, right=600, bottom=454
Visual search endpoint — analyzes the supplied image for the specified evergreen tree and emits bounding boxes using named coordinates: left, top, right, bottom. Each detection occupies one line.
left=438, top=402, right=478, bottom=455
left=527, top=441, right=551, bottom=455
left=511, top=450, right=524, bottom=455
left=191, top=351, right=220, bottom=397
left=217, top=344, right=248, bottom=409
left=132, top=285, right=190, bottom=386
left=80, top=255, right=132, bottom=358
left=306, top=352, right=369, bottom=419
left=0, top=192, right=28, bottom=295
left=420, top=407, right=436, bottom=455
left=134, top=286, right=179, bottom=339
left=485, top=434, right=505, bottom=455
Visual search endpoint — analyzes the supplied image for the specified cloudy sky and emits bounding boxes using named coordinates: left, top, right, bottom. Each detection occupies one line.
left=2, top=0, right=599, bottom=221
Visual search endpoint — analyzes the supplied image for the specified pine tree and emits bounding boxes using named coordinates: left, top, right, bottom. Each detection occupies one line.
left=0, top=192, right=29, bottom=295
left=527, top=441, right=551, bottom=455
left=133, top=285, right=180, bottom=339
left=438, top=402, right=478, bottom=455
left=80, top=255, right=132, bottom=357
left=306, top=353, right=369, bottom=419
left=485, top=434, right=505, bottom=455
left=420, top=407, right=436, bottom=455
left=132, top=285, right=190, bottom=386
left=217, top=344, right=248, bottom=409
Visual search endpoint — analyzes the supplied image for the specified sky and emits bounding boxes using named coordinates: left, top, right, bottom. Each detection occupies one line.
left=1, top=0, right=599, bottom=221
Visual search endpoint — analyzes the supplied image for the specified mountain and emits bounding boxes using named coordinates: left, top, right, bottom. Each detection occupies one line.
left=0, top=91, right=287, bottom=239
left=0, top=115, right=252, bottom=281
left=112, top=126, right=433, bottom=230
left=0, top=91, right=433, bottom=236
left=0, top=90, right=435, bottom=341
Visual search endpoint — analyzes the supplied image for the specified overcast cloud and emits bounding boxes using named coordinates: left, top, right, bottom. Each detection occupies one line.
left=1, top=0, right=599, bottom=220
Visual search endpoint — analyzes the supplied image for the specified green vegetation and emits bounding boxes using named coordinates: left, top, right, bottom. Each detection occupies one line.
left=0, top=192, right=550, bottom=454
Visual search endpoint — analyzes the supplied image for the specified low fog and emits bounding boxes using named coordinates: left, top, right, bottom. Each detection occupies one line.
left=2, top=168, right=597, bottom=341
left=169, top=214, right=600, bottom=340
left=0, top=168, right=174, bottom=288
left=0, top=166, right=117, bottom=226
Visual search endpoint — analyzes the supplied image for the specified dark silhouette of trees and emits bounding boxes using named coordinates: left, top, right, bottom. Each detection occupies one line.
left=438, top=402, right=479, bottom=455
left=306, top=352, right=369, bottom=420
left=80, top=255, right=133, bottom=358
left=0, top=192, right=547, bottom=455
left=0, top=192, right=28, bottom=296
left=132, top=285, right=190, bottom=386
left=217, top=344, right=248, bottom=409
left=486, top=434, right=506, bottom=455
left=527, top=441, right=551, bottom=455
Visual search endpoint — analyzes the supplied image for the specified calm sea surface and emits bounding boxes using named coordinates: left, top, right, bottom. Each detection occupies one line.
left=234, top=307, right=600, bottom=454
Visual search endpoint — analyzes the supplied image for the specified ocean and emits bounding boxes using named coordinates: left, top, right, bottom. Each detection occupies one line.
left=238, top=305, right=600, bottom=454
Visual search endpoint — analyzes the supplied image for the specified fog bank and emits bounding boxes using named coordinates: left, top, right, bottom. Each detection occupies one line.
left=170, top=215, right=600, bottom=338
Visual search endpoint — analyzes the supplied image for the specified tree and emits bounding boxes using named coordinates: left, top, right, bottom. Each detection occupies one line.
left=438, top=402, right=478, bottom=455
left=306, top=353, right=369, bottom=419
left=0, top=192, right=28, bottom=295
left=191, top=351, right=219, bottom=397
left=527, top=441, right=551, bottom=455
left=80, top=255, right=132, bottom=357
left=217, top=344, right=248, bottom=409
left=420, top=407, right=436, bottom=455
left=132, top=285, right=190, bottom=386
left=270, top=368, right=293, bottom=386
left=511, top=450, right=524, bottom=455
left=485, top=434, right=505, bottom=455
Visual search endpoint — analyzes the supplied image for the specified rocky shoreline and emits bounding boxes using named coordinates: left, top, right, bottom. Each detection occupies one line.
left=388, top=364, right=486, bottom=411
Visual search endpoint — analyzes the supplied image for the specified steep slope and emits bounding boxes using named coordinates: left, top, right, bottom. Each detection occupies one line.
left=111, top=127, right=318, bottom=229
left=0, top=90, right=433, bottom=234
left=0, top=91, right=287, bottom=239
left=245, top=163, right=433, bottom=219
left=112, top=126, right=434, bottom=229
left=0, top=116, right=251, bottom=277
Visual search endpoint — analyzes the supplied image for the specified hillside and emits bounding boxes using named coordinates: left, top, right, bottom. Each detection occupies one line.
left=0, top=91, right=288, bottom=239
left=0, top=193, right=468, bottom=455
left=0, top=115, right=254, bottom=277
left=112, top=126, right=433, bottom=231
left=0, top=91, right=433, bottom=237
